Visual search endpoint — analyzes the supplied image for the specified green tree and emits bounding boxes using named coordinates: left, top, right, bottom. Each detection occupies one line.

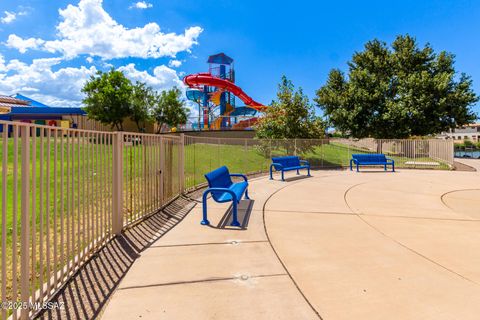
left=130, top=82, right=155, bottom=132
left=82, top=69, right=133, bottom=131
left=315, top=35, right=478, bottom=138
left=255, top=76, right=325, bottom=139
left=152, top=87, right=189, bottom=133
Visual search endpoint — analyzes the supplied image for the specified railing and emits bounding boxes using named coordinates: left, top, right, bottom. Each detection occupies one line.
left=0, top=121, right=455, bottom=319
left=122, top=133, right=182, bottom=225
left=183, top=137, right=455, bottom=190
left=0, top=121, right=182, bottom=319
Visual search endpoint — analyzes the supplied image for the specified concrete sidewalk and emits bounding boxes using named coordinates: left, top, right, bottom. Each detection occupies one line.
left=101, top=173, right=328, bottom=320
left=102, top=163, right=480, bottom=319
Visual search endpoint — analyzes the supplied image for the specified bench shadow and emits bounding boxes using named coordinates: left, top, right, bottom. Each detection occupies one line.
left=208, top=199, right=255, bottom=230
left=351, top=170, right=396, bottom=174
left=283, top=174, right=313, bottom=182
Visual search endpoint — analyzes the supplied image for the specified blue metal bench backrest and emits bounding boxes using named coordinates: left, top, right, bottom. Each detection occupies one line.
left=352, top=154, right=387, bottom=163
left=271, top=156, right=301, bottom=170
left=204, top=166, right=233, bottom=202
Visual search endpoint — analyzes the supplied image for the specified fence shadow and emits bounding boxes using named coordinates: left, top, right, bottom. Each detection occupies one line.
left=35, top=194, right=198, bottom=320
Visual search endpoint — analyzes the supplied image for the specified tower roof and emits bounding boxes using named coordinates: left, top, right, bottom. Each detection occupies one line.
left=207, top=53, right=233, bottom=65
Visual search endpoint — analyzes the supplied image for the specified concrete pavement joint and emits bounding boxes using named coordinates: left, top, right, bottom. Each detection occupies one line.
left=117, top=273, right=288, bottom=291
left=149, top=239, right=269, bottom=249
left=344, top=182, right=480, bottom=287
left=262, top=175, right=340, bottom=320
left=440, top=188, right=480, bottom=213
left=268, top=209, right=480, bottom=222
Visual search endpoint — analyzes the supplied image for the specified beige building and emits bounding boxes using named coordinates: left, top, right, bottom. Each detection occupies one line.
left=439, top=123, right=480, bottom=143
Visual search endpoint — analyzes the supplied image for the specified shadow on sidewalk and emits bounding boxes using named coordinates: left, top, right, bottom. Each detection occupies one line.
left=206, top=199, right=255, bottom=230
left=35, top=192, right=200, bottom=320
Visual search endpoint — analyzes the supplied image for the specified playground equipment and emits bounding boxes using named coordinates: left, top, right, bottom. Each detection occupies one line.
left=184, top=53, right=265, bottom=130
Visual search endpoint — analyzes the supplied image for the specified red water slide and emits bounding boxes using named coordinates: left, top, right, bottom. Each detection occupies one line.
left=183, top=73, right=266, bottom=111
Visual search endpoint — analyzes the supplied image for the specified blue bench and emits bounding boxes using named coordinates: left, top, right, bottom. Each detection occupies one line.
left=350, top=154, right=395, bottom=172
left=202, top=166, right=250, bottom=227
left=270, top=156, right=311, bottom=181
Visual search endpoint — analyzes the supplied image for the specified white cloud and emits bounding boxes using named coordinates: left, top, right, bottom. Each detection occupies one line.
left=0, top=0, right=200, bottom=109
left=6, top=35, right=45, bottom=53
left=130, top=1, right=153, bottom=9
left=0, top=8, right=30, bottom=24
left=1, top=11, right=16, bottom=24
left=118, top=63, right=184, bottom=92
left=7, top=0, right=202, bottom=60
left=168, top=59, right=182, bottom=68
left=0, top=54, right=5, bottom=72
left=0, top=57, right=187, bottom=108
left=0, top=57, right=97, bottom=107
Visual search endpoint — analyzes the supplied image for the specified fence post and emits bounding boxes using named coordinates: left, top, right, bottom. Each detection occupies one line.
left=294, top=139, right=297, bottom=156
left=112, top=132, right=124, bottom=235
left=159, top=136, right=165, bottom=205
left=179, top=133, right=185, bottom=193
left=413, top=140, right=417, bottom=168
left=20, top=126, right=30, bottom=320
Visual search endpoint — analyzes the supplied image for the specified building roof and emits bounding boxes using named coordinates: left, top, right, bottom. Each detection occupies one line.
left=0, top=95, right=29, bottom=106
left=0, top=102, right=25, bottom=108
left=207, top=53, right=234, bottom=65
left=8, top=106, right=85, bottom=115
left=13, top=93, right=51, bottom=108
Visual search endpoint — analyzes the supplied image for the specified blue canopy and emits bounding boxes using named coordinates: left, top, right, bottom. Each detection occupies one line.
left=8, top=106, right=85, bottom=115
left=207, top=53, right=234, bottom=65
left=13, top=93, right=52, bottom=108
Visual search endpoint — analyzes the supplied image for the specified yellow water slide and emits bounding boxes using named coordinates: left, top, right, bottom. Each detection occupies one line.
left=211, top=103, right=234, bottom=130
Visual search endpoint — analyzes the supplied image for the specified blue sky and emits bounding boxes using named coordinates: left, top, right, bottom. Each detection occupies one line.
left=0, top=0, right=479, bottom=116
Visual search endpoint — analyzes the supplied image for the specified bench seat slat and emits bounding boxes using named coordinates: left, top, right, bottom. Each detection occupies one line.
left=270, top=156, right=311, bottom=181
left=215, top=181, right=248, bottom=202
left=350, top=153, right=395, bottom=172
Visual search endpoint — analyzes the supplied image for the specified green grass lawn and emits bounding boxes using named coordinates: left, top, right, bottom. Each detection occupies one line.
left=183, top=140, right=451, bottom=188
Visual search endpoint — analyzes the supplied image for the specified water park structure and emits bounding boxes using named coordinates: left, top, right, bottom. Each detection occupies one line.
left=183, top=53, right=266, bottom=130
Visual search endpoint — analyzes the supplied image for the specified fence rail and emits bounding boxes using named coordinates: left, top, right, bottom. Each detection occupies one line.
left=0, top=120, right=454, bottom=319
left=0, top=121, right=182, bottom=319
left=183, top=136, right=454, bottom=190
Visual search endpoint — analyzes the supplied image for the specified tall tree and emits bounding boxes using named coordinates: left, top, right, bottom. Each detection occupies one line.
left=255, top=76, right=325, bottom=139
left=130, top=82, right=155, bottom=132
left=152, top=87, right=189, bottom=133
left=315, top=35, right=478, bottom=138
left=82, top=69, right=133, bottom=131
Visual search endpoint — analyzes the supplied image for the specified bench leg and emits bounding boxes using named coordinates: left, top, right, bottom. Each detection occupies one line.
left=296, top=169, right=300, bottom=175
left=201, top=193, right=210, bottom=225
left=384, top=164, right=387, bottom=171
left=281, top=171, right=285, bottom=181
left=356, top=163, right=359, bottom=172
left=231, top=201, right=241, bottom=227
left=269, top=166, right=273, bottom=180
left=307, top=167, right=311, bottom=176
left=392, top=163, right=395, bottom=172
left=245, top=188, right=250, bottom=200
